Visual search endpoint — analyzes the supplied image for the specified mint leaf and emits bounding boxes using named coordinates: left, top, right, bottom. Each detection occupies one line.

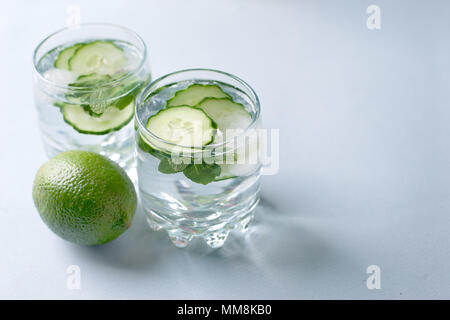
left=183, top=163, right=221, bottom=185
left=81, top=104, right=103, bottom=117
left=66, top=73, right=144, bottom=115
left=66, top=74, right=114, bottom=114
left=158, top=158, right=188, bottom=174
left=112, top=79, right=144, bottom=110
left=138, top=131, right=221, bottom=185
left=113, top=93, right=134, bottom=110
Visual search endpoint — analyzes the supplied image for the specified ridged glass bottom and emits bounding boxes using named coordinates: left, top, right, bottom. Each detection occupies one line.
left=144, top=195, right=259, bottom=248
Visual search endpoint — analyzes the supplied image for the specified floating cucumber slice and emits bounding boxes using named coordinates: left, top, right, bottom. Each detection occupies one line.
left=145, top=106, right=217, bottom=152
left=194, top=98, right=256, bottom=181
left=214, top=151, right=260, bottom=181
left=54, top=43, right=83, bottom=70
left=69, top=41, right=126, bottom=75
left=214, top=138, right=260, bottom=181
left=167, top=84, right=231, bottom=107
left=61, top=101, right=134, bottom=135
left=195, top=97, right=252, bottom=131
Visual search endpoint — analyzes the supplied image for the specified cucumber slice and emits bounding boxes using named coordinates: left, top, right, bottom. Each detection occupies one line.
left=195, top=98, right=257, bottom=181
left=69, top=41, right=126, bottom=75
left=145, top=106, right=217, bottom=151
left=61, top=101, right=134, bottom=135
left=54, top=43, right=83, bottom=70
left=167, top=84, right=231, bottom=107
left=214, top=148, right=260, bottom=181
left=196, top=97, right=252, bottom=131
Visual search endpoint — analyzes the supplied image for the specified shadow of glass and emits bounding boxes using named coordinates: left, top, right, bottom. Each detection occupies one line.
left=65, top=196, right=346, bottom=279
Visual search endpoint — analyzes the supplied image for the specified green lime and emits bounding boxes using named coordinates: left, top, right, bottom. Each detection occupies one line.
left=32, top=150, right=137, bottom=245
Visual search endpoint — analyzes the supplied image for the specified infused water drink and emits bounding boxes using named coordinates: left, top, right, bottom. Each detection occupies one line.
left=136, top=69, right=262, bottom=248
left=33, top=24, right=150, bottom=169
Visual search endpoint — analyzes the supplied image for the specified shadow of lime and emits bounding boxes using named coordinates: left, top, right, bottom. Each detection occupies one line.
left=65, top=206, right=177, bottom=272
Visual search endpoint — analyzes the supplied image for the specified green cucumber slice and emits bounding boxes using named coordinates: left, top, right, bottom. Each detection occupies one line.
left=145, top=106, right=217, bottom=151
left=167, top=84, right=231, bottom=107
left=54, top=43, right=83, bottom=70
left=61, top=101, right=134, bottom=135
left=213, top=142, right=260, bottom=181
left=69, top=41, right=126, bottom=75
left=196, top=98, right=257, bottom=180
left=195, top=97, right=252, bottom=131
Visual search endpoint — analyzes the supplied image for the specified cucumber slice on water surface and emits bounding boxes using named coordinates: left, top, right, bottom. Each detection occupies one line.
left=145, top=106, right=217, bottom=151
left=214, top=143, right=260, bottom=181
left=167, top=84, right=231, bottom=107
left=196, top=97, right=252, bottom=131
left=196, top=98, right=256, bottom=181
left=69, top=41, right=126, bottom=75
left=61, top=101, right=134, bottom=135
left=143, top=85, right=257, bottom=183
left=54, top=43, right=83, bottom=70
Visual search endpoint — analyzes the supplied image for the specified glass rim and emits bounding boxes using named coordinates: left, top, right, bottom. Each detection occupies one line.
left=32, top=22, right=148, bottom=91
left=135, top=68, right=261, bottom=151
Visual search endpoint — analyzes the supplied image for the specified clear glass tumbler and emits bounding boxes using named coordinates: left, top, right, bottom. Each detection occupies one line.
left=135, top=69, right=262, bottom=248
left=33, top=23, right=151, bottom=169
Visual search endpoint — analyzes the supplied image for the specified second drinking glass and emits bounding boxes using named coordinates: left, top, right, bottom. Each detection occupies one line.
left=135, top=69, right=262, bottom=248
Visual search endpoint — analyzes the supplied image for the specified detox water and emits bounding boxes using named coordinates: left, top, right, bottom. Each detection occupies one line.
left=136, top=70, right=262, bottom=248
left=33, top=25, right=150, bottom=169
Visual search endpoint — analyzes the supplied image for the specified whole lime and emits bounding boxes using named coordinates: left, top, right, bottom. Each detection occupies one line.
left=32, top=150, right=137, bottom=245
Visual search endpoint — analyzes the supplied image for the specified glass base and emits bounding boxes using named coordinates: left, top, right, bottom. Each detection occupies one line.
left=144, top=196, right=259, bottom=248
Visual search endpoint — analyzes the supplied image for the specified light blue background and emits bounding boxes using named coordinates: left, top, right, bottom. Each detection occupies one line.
left=1, top=0, right=449, bottom=299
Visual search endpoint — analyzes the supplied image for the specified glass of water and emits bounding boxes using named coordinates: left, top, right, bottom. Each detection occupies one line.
left=135, top=69, right=262, bottom=248
left=33, top=23, right=151, bottom=169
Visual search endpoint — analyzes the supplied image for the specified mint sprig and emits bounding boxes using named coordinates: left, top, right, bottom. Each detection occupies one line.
left=157, top=157, right=221, bottom=185
left=158, top=158, right=188, bottom=174
left=66, top=73, right=145, bottom=115
left=139, top=136, right=222, bottom=185
left=182, top=163, right=221, bottom=185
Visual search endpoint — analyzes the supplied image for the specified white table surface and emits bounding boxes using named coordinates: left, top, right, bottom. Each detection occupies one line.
left=1, top=0, right=449, bottom=299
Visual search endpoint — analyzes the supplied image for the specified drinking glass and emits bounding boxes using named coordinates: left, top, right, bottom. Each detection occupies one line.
left=135, top=69, right=262, bottom=248
left=33, top=23, right=151, bottom=169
